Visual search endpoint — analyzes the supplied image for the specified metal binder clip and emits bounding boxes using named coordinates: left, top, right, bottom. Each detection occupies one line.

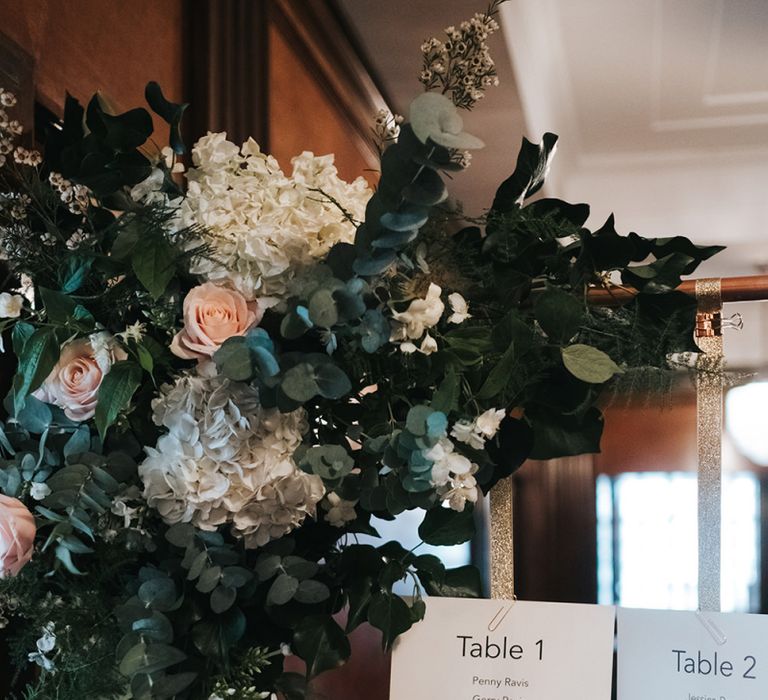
left=487, top=599, right=516, bottom=632
left=695, top=311, right=723, bottom=338
left=696, top=610, right=727, bottom=646
left=722, top=312, right=744, bottom=332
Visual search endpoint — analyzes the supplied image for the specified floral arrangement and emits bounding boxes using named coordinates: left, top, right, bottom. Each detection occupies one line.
left=0, top=2, right=721, bottom=698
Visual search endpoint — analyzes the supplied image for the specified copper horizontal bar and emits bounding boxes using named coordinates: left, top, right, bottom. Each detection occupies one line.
left=586, top=274, right=768, bottom=306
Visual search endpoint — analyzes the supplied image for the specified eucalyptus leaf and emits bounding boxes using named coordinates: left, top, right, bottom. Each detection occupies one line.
left=138, top=577, right=177, bottom=612
left=281, top=364, right=319, bottom=403
left=119, top=641, right=186, bottom=677
left=293, top=579, right=330, bottom=605
left=132, top=612, right=174, bottom=643
left=196, top=565, right=222, bottom=594
left=268, top=573, right=299, bottom=606
left=210, top=585, right=237, bottom=614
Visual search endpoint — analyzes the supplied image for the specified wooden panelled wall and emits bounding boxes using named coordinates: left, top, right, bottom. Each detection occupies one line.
left=0, top=0, right=382, bottom=180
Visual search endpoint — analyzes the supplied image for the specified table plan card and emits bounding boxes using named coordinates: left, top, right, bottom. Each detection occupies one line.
left=390, top=597, right=615, bottom=700
left=618, top=607, right=768, bottom=700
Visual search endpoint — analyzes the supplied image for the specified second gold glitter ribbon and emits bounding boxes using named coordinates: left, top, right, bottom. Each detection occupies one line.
left=695, top=278, right=724, bottom=612
left=489, top=476, right=514, bottom=599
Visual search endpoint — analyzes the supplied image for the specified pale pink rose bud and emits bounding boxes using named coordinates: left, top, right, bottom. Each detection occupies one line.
left=0, top=495, right=36, bottom=577
left=32, top=333, right=127, bottom=422
left=170, top=283, right=262, bottom=362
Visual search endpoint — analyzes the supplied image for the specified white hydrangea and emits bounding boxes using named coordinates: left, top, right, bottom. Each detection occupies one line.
left=180, top=134, right=371, bottom=303
left=139, top=373, right=324, bottom=547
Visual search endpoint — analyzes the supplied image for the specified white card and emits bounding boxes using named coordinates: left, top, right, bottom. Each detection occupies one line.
left=618, top=607, right=768, bottom=699
left=390, top=597, right=616, bottom=700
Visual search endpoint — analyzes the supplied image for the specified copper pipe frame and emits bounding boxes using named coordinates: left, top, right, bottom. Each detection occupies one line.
left=587, top=274, right=768, bottom=306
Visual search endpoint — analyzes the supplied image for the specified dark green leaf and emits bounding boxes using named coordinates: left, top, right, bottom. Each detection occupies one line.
left=95, top=361, right=142, bottom=439
left=476, top=342, right=517, bottom=401
left=367, top=592, right=413, bottom=650
left=431, top=367, right=460, bottom=413
left=293, top=614, right=351, bottom=679
left=145, top=81, right=189, bottom=155
left=534, top=287, right=583, bottom=343
left=14, top=328, right=59, bottom=414
left=131, top=233, right=175, bottom=300
left=423, top=565, right=483, bottom=598
left=528, top=406, right=604, bottom=460
left=418, top=506, right=475, bottom=546
left=345, top=577, right=373, bottom=633
left=491, top=133, right=558, bottom=212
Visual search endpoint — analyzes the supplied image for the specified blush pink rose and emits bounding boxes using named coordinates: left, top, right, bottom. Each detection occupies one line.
left=33, top=333, right=127, bottom=422
left=0, top=495, right=36, bottom=578
left=171, top=283, right=262, bottom=361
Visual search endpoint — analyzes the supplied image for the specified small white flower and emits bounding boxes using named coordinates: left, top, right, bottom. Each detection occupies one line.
left=323, top=493, right=358, bottom=527
left=451, top=408, right=505, bottom=449
left=29, top=483, right=51, bottom=501
left=391, top=283, right=445, bottom=340
left=28, top=622, right=57, bottom=673
left=419, top=333, right=438, bottom=355
left=117, top=321, right=146, bottom=343
left=447, top=292, right=471, bottom=324
left=0, top=292, right=23, bottom=318
left=450, top=419, right=484, bottom=450
left=474, top=408, right=506, bottom=439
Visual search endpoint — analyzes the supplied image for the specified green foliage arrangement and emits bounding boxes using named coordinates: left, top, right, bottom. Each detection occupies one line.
left=0, top=2, right=721, bottom=698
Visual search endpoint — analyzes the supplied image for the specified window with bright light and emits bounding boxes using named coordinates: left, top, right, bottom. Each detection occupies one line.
left=597, top=472, right=760, bottom=612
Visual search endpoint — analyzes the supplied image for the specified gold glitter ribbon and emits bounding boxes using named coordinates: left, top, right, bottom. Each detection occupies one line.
left=489, top=476, right=515, bottom=599
left=695, top=278, right=724, bottom=612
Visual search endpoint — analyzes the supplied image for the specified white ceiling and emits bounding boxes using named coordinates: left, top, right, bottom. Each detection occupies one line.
left=501, top=0, right=768, bottom=277
left=340, top=0, right=768, bottom=366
